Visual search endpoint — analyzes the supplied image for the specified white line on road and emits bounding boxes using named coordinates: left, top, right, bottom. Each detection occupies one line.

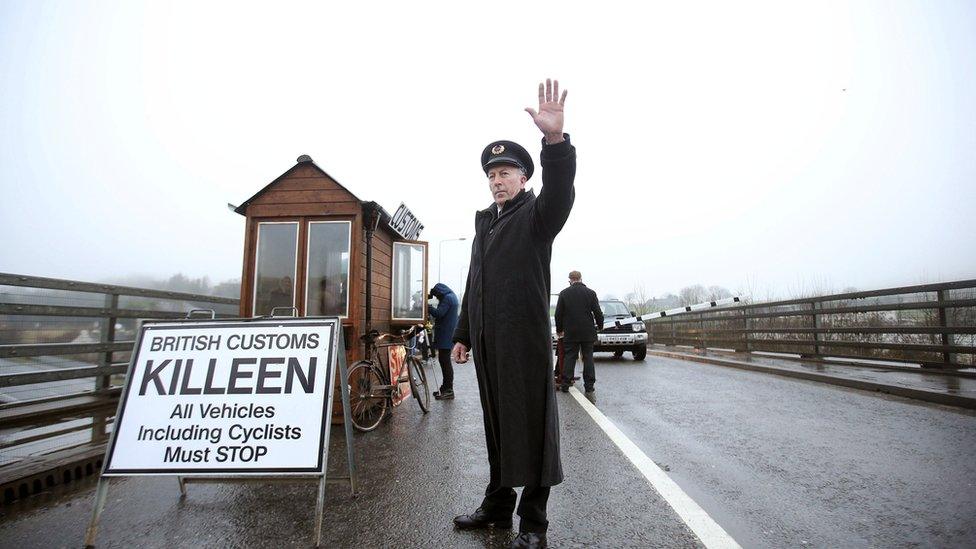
left=569, top=387, right=742, bottom=549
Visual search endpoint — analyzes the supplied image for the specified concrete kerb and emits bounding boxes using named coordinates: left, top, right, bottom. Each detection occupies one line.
left=646, top=348, right=976, bottom=410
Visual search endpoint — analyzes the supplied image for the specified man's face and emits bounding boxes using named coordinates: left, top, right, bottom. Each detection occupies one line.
left=487, top=164, right=526, bottom=206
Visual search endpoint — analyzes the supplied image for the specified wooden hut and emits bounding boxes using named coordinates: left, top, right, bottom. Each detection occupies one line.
left=233, top=154, right=428, bottom=368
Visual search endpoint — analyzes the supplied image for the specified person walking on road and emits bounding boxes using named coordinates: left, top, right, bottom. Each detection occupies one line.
left=451, top=78, right=575, bottom=549
left=555, top=271, right=603, bottom=393
left=428, top=283, right=460, bottom=400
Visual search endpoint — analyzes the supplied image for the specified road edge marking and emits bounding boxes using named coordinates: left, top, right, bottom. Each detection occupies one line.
left=569, top=387, right=742, bottom=549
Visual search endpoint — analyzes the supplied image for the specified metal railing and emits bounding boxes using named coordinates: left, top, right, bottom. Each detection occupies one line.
left=0, top=273, right=239, bottom=490
left=647, top=279, right=976, bottom=368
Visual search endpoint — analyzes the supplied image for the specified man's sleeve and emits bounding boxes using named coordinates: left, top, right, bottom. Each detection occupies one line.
left=555, top=293, right=565, bottom=333
left=452, top=271, right=472, bottom=347
left=430, top=297, right=448, bottom=320
left=533, top=134, right=576, bottom=240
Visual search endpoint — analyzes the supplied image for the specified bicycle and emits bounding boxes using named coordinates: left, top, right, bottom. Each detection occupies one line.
left=347, top=324, right=431, bottom=432
left=415, top=321, right=441, bottom=384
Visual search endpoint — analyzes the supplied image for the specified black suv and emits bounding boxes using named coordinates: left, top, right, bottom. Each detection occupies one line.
left=595, top=300, right=647, bottom=360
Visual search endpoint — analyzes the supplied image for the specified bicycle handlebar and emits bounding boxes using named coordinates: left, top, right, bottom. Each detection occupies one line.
left=360, top=324, right=424, bottom=344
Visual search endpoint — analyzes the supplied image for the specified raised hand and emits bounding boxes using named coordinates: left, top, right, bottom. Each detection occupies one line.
left=525, top=78, right=567, bottom=144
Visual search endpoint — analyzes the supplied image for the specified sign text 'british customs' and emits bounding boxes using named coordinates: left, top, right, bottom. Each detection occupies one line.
left=102, top=319, right=339, bottom=475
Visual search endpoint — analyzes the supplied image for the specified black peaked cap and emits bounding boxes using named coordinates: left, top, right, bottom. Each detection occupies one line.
left=481, top=140, right=534, bottom=180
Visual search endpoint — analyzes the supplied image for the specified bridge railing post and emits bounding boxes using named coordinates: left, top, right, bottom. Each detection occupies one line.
left=937, top=289, right=954, bottom=366
left=699, top=313, right=706, bottom=352
left=742, top=311, right=750, bottom=352
left=92, top=292, right=118, bottom=443
left=811, top=301, right=822, bottom=357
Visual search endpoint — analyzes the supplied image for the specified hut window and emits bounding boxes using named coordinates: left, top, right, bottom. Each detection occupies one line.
left=253, top=222, right=299, bottom=316
left=305, top=221, right=351, bottom=317
left=392, top=242, right=427, bottom=321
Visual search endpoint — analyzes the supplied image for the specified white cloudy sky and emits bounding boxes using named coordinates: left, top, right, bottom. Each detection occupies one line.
left=1, top=0, right=974, bottom=300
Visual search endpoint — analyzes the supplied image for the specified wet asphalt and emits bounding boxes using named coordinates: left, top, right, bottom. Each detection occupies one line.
left=0, top=357, right=701, bottom=549
left=2, top=353, right=975, bottom=548
left=590, top=353, right=976, bottom=548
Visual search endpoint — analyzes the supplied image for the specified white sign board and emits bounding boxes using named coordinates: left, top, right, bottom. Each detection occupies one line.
left=103, top=318, right=339, bottom=476
left=388, top=202, right=424, bottom=240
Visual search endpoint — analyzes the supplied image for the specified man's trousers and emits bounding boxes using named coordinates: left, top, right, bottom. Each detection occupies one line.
left=481, top=484, right=551, bottom=533
left=562, top=340, right=595, bottom=390
left=437, top=348, right=454, bottom=391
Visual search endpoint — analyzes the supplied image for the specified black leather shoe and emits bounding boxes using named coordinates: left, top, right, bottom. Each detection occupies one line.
left=585, top=387, right=595, bottom=393
left=559, top=385, right=569, bottom=393
left=453, top=507, right=512, bottom=530
left=510, top=532, right=547, bottom=548
left=434, top=389, right=455, bottom=400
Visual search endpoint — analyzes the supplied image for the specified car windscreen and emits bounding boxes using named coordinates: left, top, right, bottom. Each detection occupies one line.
left=600, top=301, right=630, bottom=316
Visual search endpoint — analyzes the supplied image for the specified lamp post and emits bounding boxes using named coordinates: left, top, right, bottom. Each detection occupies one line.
left=438, top=237, right=467, bottom=284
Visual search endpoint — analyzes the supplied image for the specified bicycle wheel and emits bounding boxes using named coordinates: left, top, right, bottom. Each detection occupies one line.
left=407, top=355, right=431, bottom=414
left=347, top=361, right=388, bottom=432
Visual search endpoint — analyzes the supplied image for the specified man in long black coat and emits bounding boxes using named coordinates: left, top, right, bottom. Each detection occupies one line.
left=555, top=270, right=604, bottom=393
left=451, top=79, right=574, bottom=549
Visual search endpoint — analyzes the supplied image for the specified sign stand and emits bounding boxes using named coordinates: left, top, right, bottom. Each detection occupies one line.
left=83, top=315, right=358, bottom=548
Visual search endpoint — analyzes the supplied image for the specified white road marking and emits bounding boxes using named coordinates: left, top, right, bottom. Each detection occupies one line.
left=569, top=387, right=742, bottom=549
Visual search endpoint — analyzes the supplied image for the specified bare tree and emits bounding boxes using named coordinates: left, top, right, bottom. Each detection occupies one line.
left=678, top=284, right=707, bottom=306
left=735, top=275, right=778, bottom=305
left=624, top=283, right=652, bottom=315
left=786, top=275, right=834, bottom=300
left=706, top=285, right=732, bottom=301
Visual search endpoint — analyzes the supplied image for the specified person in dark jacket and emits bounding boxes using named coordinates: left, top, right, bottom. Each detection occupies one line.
left=428, top=282, right=460, bottom=399
left=451, top=79, right=574, bottom=549
left=555, top=271, right=603, bottom=393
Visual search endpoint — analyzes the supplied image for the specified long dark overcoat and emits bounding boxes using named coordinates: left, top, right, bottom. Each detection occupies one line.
left=555, top=282, right=604, bottom=343
left=453, top=136, right=576, bottom=488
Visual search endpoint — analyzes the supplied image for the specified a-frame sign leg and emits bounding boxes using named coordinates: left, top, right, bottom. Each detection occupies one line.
left=313, top=473, right=328, bottom=548
left=83, top=476, right=111, bottom=548
left=313, top=328, right=359, bottom=547
left=337, top=335, right=358, bottom=496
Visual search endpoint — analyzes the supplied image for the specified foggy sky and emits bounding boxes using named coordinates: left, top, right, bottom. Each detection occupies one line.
left=1, top=1, right=974, bottom=300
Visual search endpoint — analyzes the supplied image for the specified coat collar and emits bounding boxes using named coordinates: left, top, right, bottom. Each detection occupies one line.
left=479, top=189, right=534, bottom=220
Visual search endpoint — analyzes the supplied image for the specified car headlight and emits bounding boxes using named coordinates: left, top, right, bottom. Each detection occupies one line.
left=632, top=322, right=645, bottom=332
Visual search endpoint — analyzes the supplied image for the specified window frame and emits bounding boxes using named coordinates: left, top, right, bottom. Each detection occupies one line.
left=303, top=219, right=353, bottom=318
left=390, top=240, right=428, bottom=323
left=252, top=221, right=300, bottom=317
